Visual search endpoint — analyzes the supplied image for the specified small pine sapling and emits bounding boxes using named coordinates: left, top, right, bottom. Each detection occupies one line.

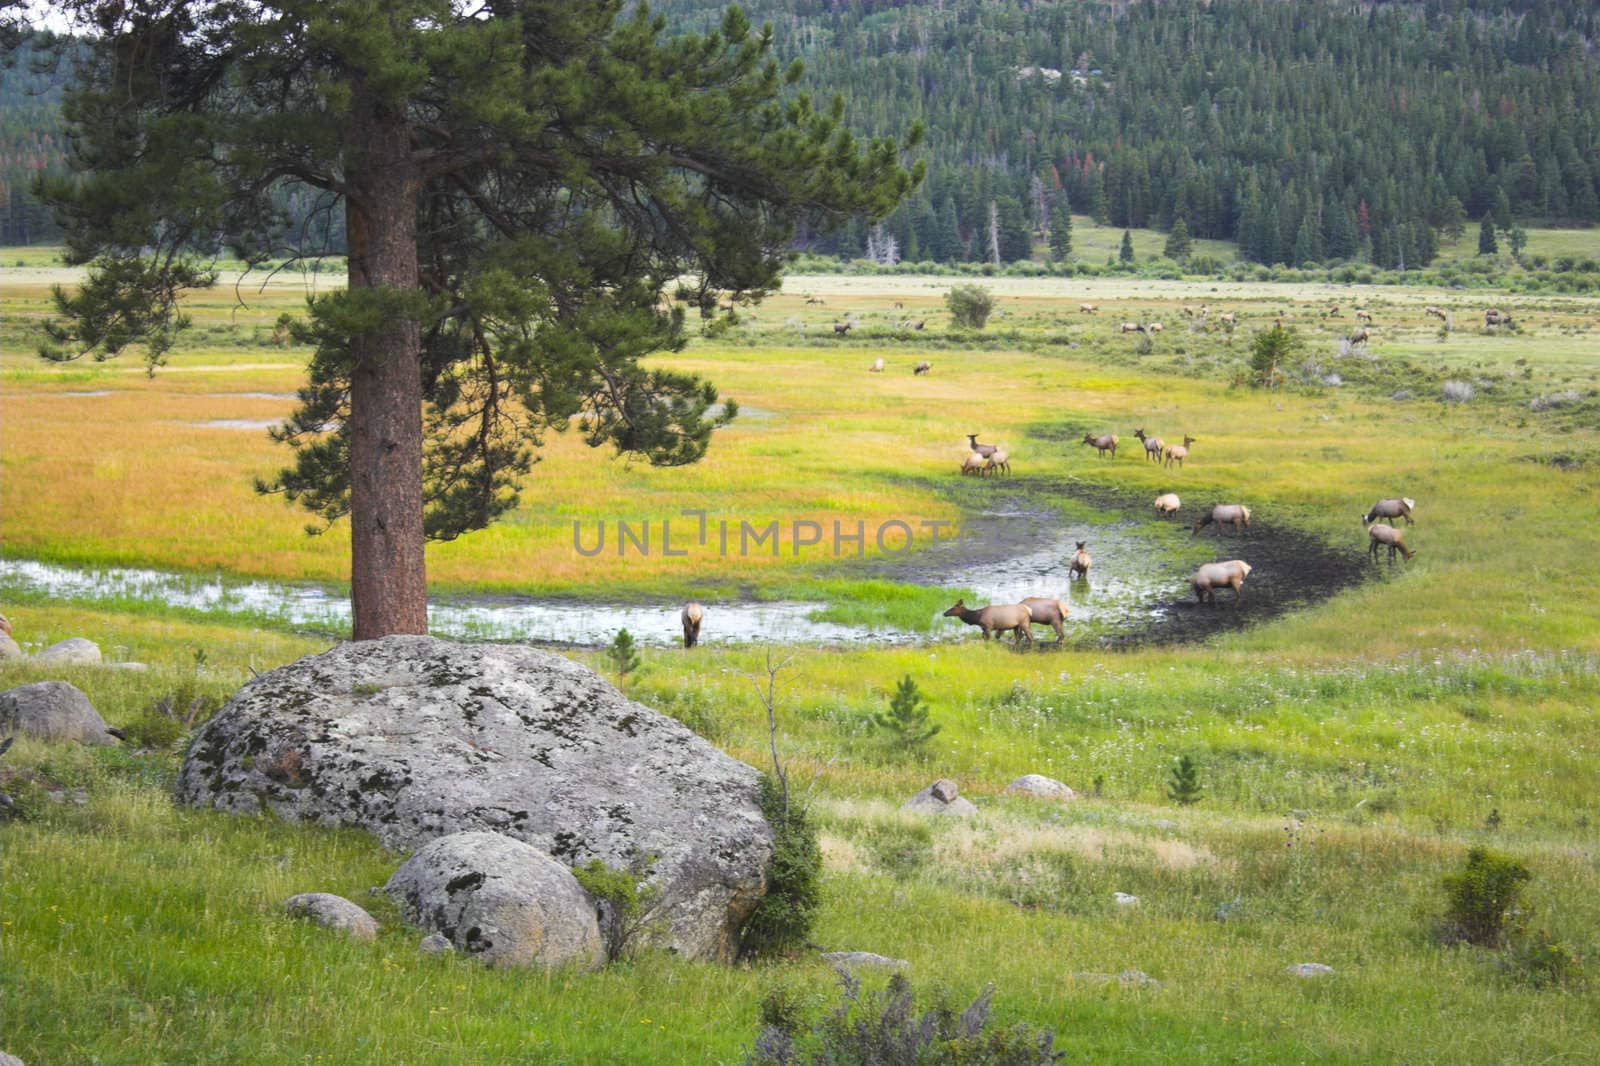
left=1166, top=754, right=1203, bottom=806
left=608, top=628, right=642, bottom=689
left=873, top=675, right=941, bottom=748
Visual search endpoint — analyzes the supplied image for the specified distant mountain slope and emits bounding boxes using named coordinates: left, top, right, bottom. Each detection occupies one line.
left=657, top=0, right=1600, bottom=267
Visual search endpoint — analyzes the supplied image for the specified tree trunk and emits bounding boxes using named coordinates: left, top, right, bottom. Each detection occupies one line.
left=345, top=91, right=427, bottom=640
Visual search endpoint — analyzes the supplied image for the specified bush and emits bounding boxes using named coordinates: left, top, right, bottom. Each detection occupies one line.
left=873, top=675, right=940, bottom=749
left=1500, top=928, right=1581, bottom=988
left=738, top=773, right=822, bottom=960
left=1166, top=754, right=1203, bottom=806
left=572, top=852, right=663, bottom=962
left=746, top=973, right=1062, bottom=1066
left=944, top=284, right=996, bottom=329
left=1249, top=324, right=1302, bottom=388
left=1441, top=380, right=1475, bottom=404
left=1440, top=846, right=1531, bottom=946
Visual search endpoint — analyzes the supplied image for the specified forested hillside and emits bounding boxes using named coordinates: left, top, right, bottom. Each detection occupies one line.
left=661, top=0, right=1600, bottom=268
left=0, top=37, right=67, bottom=245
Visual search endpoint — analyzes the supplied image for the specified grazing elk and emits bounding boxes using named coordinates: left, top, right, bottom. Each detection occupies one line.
left=1146, top=322, right=1163, bottom=334
left=1484, top=308, right=1512, bottom=327
left=1069, top=541, right=1091, bottom=580
left=1355, top=309, right=1373, bottom=323
left=1349, top=327, right=1371, bottom=346
left=960, top=451, right=986, bottom=476
left=1218, top=312, right=1237, bottom=327
left=1367, top=523, right=1415, bottom=563
left=1163, top=435, right=1196, bottom=469
left=1193, top=504, right=1251, bottom=535
left=681, top=602, right=705, bottom=648
left=1425, top=305, right=1447, bottom=321
left=1134, top=428, right=1165, bottom=463
left=1362, top=497, right=1415, bottom=526
left=981, top=447, right=1011, bottom=477
left=914, top=360, right=932, bottom=375
left=1154, top=492, right=1181, bottom=517
left=1121, top=321, right=1146, bottom=334
left=804, top=295, right=825, bottom=305
left=1021, top=597, right=1071, bottom=643
left=868, top=357, right=884, bottom=372
left=1079, top=303, right=1099, bottom=314
left=1081, top=433, right=1119, bottom=459
left=1192, top=560, right=1252, bottom=606
left=943, top=600, right=1035, bottom=646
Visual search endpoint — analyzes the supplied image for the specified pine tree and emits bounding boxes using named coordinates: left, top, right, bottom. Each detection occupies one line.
left=872, top=675, right=940, bottom=748
left=1119, top=229, right=1136, bottom=264
left=608, top=629, right=642, bottom=689
left=1166, top=754, right=1203, bottom=806
left=1479, top=215, right=1500, bottom=255
left=1049, top=200, right=1074, bottom=260
left=38, top=2, right=920, bottom=638
left=1163, top=216, right=1192, bottom=262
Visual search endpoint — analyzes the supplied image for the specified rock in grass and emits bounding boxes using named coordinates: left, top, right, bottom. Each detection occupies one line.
left=1286, top=962, right=1334, bottom=978
left=418, top=933, right=453, bottom=955
left=902, top=778, right=977, bottom=817
left=1113, top=892, right=1140, bottom=908
left=285, top=893, right=379, bottom=942
left=822, top=951, right=909, bottom=972
left=0, top=636, right=23, bottom=661
left=32, top=637, right=102, bottom=666
left=386, top=832, right=602, bottom=971
left=174, top=635, right=770, bottom=961
left=1003, top=774, right=1076, bottom=801
left=0, top=1051, right=28, bottom=1065
left=0, top=681, right=120, bottom=746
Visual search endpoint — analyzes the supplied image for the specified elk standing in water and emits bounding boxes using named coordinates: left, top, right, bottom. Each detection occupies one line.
left=1081, top=433, right=1119, bottom=459
left=1021, top=597, right=1071, bottom=643
left=1164, top=435, right=1196, bottom=468
left=681, top=602, right=705, bottom=648
left=1069, top=541, right=1092, bottom=580
left=1363, top=497, right=1415, bottom=526
left=1134, top=428, right=1165, bottom=463
left=943, top=600, right=1035, bottom=646
left=1193, top=504, right=1251, bottom=535
left=1367, top=523, right=1415, bottom=563
left=1192, top=560, right=1252, bottom=606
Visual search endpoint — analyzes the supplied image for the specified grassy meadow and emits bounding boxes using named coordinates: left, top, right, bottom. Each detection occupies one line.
left=3, top=246, right=1600, bottom=1063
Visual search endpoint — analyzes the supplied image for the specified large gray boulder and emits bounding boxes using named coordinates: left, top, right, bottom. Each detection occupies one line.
left=284, top=893, right=379, bottom=942
left=32, top=637, right=102, bottom=666
left=175, top=636, right=772, bottom=961
left=0, top=682, right=120, bottom=746
left=386, top=831, right=604, bottom=971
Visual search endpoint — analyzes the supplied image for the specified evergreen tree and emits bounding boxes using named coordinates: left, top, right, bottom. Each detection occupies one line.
left=1508, top=224, right=1528, bottom=262
left=1163, top=216, right=1192, bottom=262
left=1441, top=196, right=1467, bottom=243
left=38, top=1, right=920, bottom=638
left=1049, top=200, right=1074, bottom=260
left=1479, top=215, right=1500, bottom=255
left=872, top=675, right=941, bottom=748
left=1119, top=229, right=1135, bottom=264
left=1492, top=187, right=1513, bottom=232
left=995, top=196, right=1032, bottom=263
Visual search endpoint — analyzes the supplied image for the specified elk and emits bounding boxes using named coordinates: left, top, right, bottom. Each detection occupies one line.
left=1425, top=305, right=1447, bottom=321
left=1362, top=497, right=1415, bottom=526
left=681, top=602, right=705, bottom=648
left=914, top=360, right=932, bottom=375
left=1218, top=312, right=1237, bottom=326
left=1367, top=522, right=1415, bottom=563
left=1081, top=433, right=1118, bottom=459
left=1325, top=305, right=1342, bottom=317
left=960, top=451, right=986, bottom=476
left=804, top=295, right=826, bottom=305
left=1120, top=321, right=1146, bottom=334
left=1154, top=492, right=1181, bottom=516
left=868, top=357, right=884, bottom=372
left=908, top=319, right=926, bottom=330
left=1193, top=504, right=1250, bottom=535
left=1146, top=322, right=1163, bottom=334
left=1134, top=428, right=1165, bottom=463
left=1485, top=308, right=1512, bottom=327
left=1079, top=302, right=1099, bottom=314
left=893, top=300, right=905, bottom=310
left=1180, top=306, right=1197, bottom=317
left=943, top=600, right=1035, bottom=645
left=1164, top=435, right=1196, bottom=469
left=1021, top=597, right=1071, bottom=643
left=1192, top=560, right=1252, bottom=606
left=966, top=434, right=999, bottom=459
left=834, top=321, right=855, bottom=336
left=1349, top=327, right=1371, bottom=346
left=1355, top=309, right=1373, bottom=323
left=981, top=446, right=1011, bottom=477
left=1069, top=541, right=1091, bottom=580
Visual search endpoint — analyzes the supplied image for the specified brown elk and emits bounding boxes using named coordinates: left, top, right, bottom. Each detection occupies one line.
left=1362, top=497, right=1415, bottom=526
left=1081, top=433, right=1119, bottom=459
left=1367, top=523, right=1415, bottom=563
left=914, top=360, right=932, bottom=375
left=1154, top=493, right=1181, bottom=516
left=1349, top=327, right=1371, bottom=346
left=1134, top=428, right=1165, bottom=463
left=981, top=447, right=1011, bottom=477
left=1121, top=322, right=1146, bottom=334
left=1163, top=435, right=1196, bottom=468
left=1146, top=322, right=1163, bottom=333
left=1425, top=305, right=1447, bottom=321
left=835, top=321, right=855, bottom=336
left=960, top=451, right=986, bottom=476
left=1355, top=309, right=1373, bottom=323
left=804, top=295, right=826, bottom=305
left=893, top=300, right=904, bottom=310
left=966, top=434, right=999, bottom=459
left=906, top=319, right=926, bottom=330
left=943, top=600, right=1035, bottom=645
left=1021, top=597, right=1071, bottom=643
left=1193, top=504, right=1250, bottom=535
left=868, top=357, right=884, bottom=372
left=1192, top=560, right=1252, bottom=606
left=1218, top=312, right=1237, bottom=326
left=681, top=602, right=705, bottom=648
left=1484, top=308, right=1512, bottom=327
left=1069, top=541, right=1091, bottom=580
left=1079, top=303, right=1099, bottom=314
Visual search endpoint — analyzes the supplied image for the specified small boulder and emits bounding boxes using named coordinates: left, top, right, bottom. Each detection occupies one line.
left=0, top=636, right=23, bottom=661
left=1072, top=970, right=1161, bottom=989
left=902, top=778, right=977, bottom=817
left=1003, top=774, right=1076, bottom=801
left=0, top=1051, right=27, bottom=1065
left=1113, top=892, right=1140, bottom=908
left=285, top=893, right=379, bottom=942
left=0, top=682, right=120, bottom=746
left=386, top=831, right=604, bottom=971
left=32, top=638, right=102, bottom=666
left=822, top=951, right=909, bottom=972
left=1286, top=963, right=1334, bottom=978
left=418, top=933, right=454, bottom=955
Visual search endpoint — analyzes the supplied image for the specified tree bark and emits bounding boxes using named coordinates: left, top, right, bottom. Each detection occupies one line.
left=345, top=90, right=427, bottom=640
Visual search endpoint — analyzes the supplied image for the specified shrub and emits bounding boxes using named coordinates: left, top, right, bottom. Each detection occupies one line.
left=1441, top=380, right=1475, bottom=404
left=1249, top=324, right=1302, bottom=388
left=738, top=773, right=822, bottom=960
left=608, top=628, right=641, bottom=687
left=1530, top=389, right=1583, bottom=412
left=1166, top=754, right=1203, bottom=806
left=572, top=852, right=663, bottom=962
left=746, top=972, right=1062, bottom=1066
left=1500, top=928, right=1580, bottom=988
left=872, top=675, right=940, bottom=748
left=1440, top=846, right=1531, bottom=946
left=944, top=284, right=996, bottom=329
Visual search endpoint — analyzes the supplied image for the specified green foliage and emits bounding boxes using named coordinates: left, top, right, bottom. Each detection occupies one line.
left=1048, top=202, right=1073, bottom=260
left=944, top=284, right=996, bottom=329
left=1119, top=230, right=1136, bottom=264
left=1479, top=216, right=1500, bottom=256
left=1440, top=846, right=1531, bottom=947
left=738, top=773, right=821, bottom=961
left=1163, top=217, right=1192, bottom=262
left=745, top=973, right=1062, bottom=1065
left=572, top=853, right=664, bottom=963
left=1500, top=928, right=1581, bottom=989
left=123, top=648, right=221, bottom=749
left=1249, top=324, right=1302, bottom=388
left=871, top=675, right=940, bottom=749
left=608, top=628, right=642, bottom=686
left=1166, top=754, right=1203, bottom=806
